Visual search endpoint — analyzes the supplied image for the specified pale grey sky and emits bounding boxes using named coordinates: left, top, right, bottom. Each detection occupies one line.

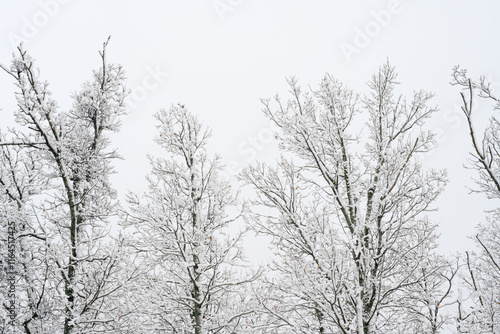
left=1, top=0, right=499, bottom=258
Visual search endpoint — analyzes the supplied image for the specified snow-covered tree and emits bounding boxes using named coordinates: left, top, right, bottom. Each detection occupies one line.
left=124, top=105, right=259, bottom=334
left=451, top=66, right=500, bottom=333
left=0, top=39, right=129, bottom=334
left=396, top=256, right=458, bottom=334
left=0, top=137, right=55, bottom=334
left=241, top=62, right=448, bottom=334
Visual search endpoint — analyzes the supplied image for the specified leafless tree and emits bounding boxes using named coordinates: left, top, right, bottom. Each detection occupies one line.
left=124, top=105, right=259, bottom=334
left=0, top=39, right=131, bottom=334
left=451, top=66, right=500, bottom=333
left=242, top=62, right=448, bottom=334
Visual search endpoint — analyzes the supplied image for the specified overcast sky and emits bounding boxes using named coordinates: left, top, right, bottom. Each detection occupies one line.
left=1, top=1, right=499, bottom=259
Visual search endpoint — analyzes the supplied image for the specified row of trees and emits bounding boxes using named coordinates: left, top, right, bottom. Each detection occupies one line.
left=0, top=42, right=498, bottom=334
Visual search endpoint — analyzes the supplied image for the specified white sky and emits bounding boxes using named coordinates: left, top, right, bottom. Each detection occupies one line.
left=1, top=0, right=499, bottom=261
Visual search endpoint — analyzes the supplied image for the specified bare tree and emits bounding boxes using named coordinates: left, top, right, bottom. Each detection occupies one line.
left=397, top=256, right=459, bottom=334
left=241, top=62, right=448, bottom=334
left=0, top=138, right=56, bottom=334
left=0, top=39, right=129, bottom=333
left=451, top=66, right=500, bottom=333
left=124, top=105, right=259, bottom=334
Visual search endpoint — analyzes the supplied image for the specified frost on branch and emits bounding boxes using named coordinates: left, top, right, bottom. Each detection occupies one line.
left=0, top=39, right=129, bottom=334
left=452, top=66, right=500, bottom=333
left=242, top=62, right=449, bottom=334
left=124, top=104, right=259, bottom=334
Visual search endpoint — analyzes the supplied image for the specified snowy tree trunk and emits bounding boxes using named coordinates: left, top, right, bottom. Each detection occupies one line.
left=191, top=167, right=203, bottom=334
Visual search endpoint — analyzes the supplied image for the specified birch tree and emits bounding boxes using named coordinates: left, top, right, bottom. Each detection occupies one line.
left=451, top=66, right=500, bottom=333
left=241, top=62, right=448, bottom=334
left=125, top=105, right=258, bottom=334
left=0, top=39, right=129, bottom=333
